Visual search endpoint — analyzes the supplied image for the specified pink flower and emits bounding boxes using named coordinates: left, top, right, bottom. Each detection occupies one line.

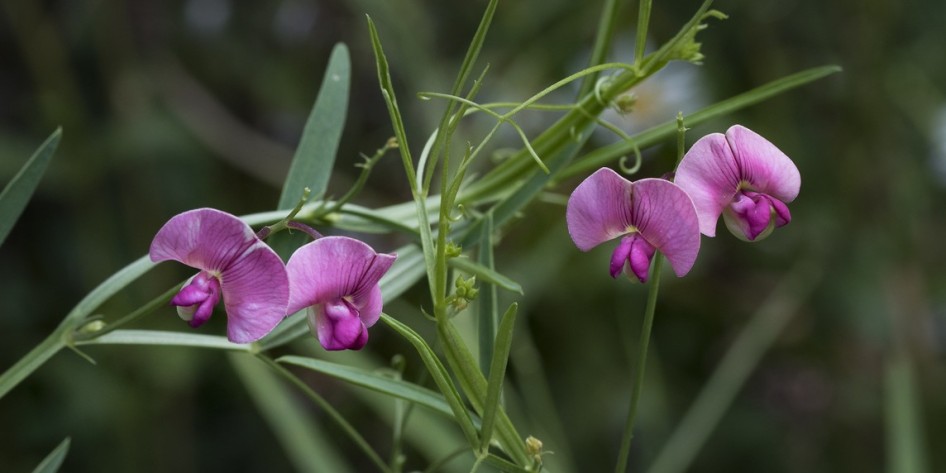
left=674, top=125, right=800, bottom=241
left=286, top=236, right=396, bottom=351
left=566, top=168, right=701, bottom=283
left=149, top=208, right=290, bottom=343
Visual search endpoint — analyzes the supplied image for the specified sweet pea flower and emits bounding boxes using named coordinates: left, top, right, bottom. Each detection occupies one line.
left=286, top=236, right=396, bottom=351
left=674, top=125, right=800, bottom=241
left=149, top=208, right=289, bottom=343
left=566, top=168, right=700, bottom=283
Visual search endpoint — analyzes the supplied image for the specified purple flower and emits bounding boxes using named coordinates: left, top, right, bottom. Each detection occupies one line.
left=149, top=208, right=290, bottom=343
left=674, top=125, right=801, bottom=241
left=566, top=168, right=701, bottom=282
left=286, top=236, right=396, bottom=351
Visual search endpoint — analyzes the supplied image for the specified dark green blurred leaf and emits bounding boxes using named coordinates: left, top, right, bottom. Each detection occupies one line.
left=885, top=354, right=930, bottom=473
left=0, top=128, right=60, bottom=247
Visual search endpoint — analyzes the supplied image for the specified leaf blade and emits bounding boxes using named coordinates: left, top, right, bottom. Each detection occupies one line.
left=230, top=354, right=354, bottom=473
left=279, top=355, right=472, bottom=423
left=278, top=44, right=351, bottom=208
left=76, top=329, right=251, bottom=351
left=448, top=256, right=523, bottom=295
left=31, top=437, right=70, bottom=473
left=0, top=128, right=61, bottom=247
left=478, top=303, right=518, bottom=453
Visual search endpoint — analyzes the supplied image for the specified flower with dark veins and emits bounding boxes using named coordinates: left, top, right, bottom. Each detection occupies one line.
left=150, top=208, right=289, bottom=343
left=566, top=168, right=701, bottom=283
left=286, top=236, right=396, bottom=351
left=674, top=125, right=800, bottom=241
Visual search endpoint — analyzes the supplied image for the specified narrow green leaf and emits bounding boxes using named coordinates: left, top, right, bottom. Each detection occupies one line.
left=230, top=354, right=353, bottom=473
left=422, top=0, right=499, bottom=190
left=577, top=0, right=621, bottom=97
left=476, top=213, right=498, bottom=374
left=437, top=321, right=530, bottom=465
left=561, top=65, right=842, bottom=180
left=367, top=16, right=439, bottom=311
left=278, top=44, right=351, bottom=208
left=76, top=329, right=251, bottom=351
left=885, top=353, right=930, bottom=473
left=0, top=128, right=61, bottom=247
left=63, top=256, right=156, bottom=324
left=449, top=256, right=522, bottom=295
left=465, top=121, right=594, bottom=242
left=482, top=453, right=531, bottom=473
left=1, top=256, right=154, bottom=399
left=479, top=303, right=517, bottom=453
left=279, top=356, right=474, bottom=423
left=379, top=314, right=481, bottom=449
left=31, top=437, right=70, bottom=473
left=367, top=16, right=417, bottom=189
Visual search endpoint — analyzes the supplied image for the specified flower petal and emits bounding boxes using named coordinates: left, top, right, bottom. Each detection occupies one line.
left=286, top=236, right=396, bottom=315
left=674, top=133, right=741, bottom=236
left=725, top=125, right=801, bottom=203
left=566, top=167, right=633, bottom=251
left=356, top=285, right=383, bottom=328
left=308, top=304, right=369, bottom=351
left=631, top=178, right=701, bottom=277
left=219, top=240, right=290, bottom=343
left=149, top=208, right=258, bottom=272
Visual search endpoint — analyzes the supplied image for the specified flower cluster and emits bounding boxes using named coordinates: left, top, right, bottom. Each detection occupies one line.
left=150, top=209, right=396, bottom=349
left=567, top=125, right=800, bottom=280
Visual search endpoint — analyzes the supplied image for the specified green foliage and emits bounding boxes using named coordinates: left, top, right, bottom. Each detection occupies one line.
left=0, top=128, right=60, bottom=247
left=31, top=437, right=70, bottom=473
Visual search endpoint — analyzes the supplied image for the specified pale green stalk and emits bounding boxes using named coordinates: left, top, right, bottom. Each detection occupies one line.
left=257, top=355, right=394, bottom=473
left=614, top=256, right=663, bottom=473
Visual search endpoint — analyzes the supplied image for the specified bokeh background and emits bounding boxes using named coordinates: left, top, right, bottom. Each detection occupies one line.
left=2, top=0, right=944, bottom=471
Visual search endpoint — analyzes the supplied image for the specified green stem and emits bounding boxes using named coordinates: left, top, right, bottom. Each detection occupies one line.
left=635, top=0, right=653, bottom=66
left=0, top=327, right=66, bottom=399
left=646, top=261, right=820, bottom=473
left=615, top=256, right=663, bottom=473
left=257, top=355, right=394, bottom=473
left=578, top=0, right=622, bottom=97
left=73, top=282, right=183, bottom=341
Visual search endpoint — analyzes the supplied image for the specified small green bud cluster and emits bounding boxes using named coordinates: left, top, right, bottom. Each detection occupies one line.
left=450, top=276, right=478, bottom=311
left=444, top=241, right=462, bottom=258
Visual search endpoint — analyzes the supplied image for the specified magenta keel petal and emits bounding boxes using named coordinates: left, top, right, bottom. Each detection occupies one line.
left=170, top=272, right=221, bottom=327
left=626, top=235, right=657, bottom=283
left=609, top=236, right=634, bottom=278
left=309, top=301, right=369, bottom=351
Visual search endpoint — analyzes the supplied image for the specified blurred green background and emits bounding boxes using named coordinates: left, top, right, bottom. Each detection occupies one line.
left=2, top=0, right=944, bottom=471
